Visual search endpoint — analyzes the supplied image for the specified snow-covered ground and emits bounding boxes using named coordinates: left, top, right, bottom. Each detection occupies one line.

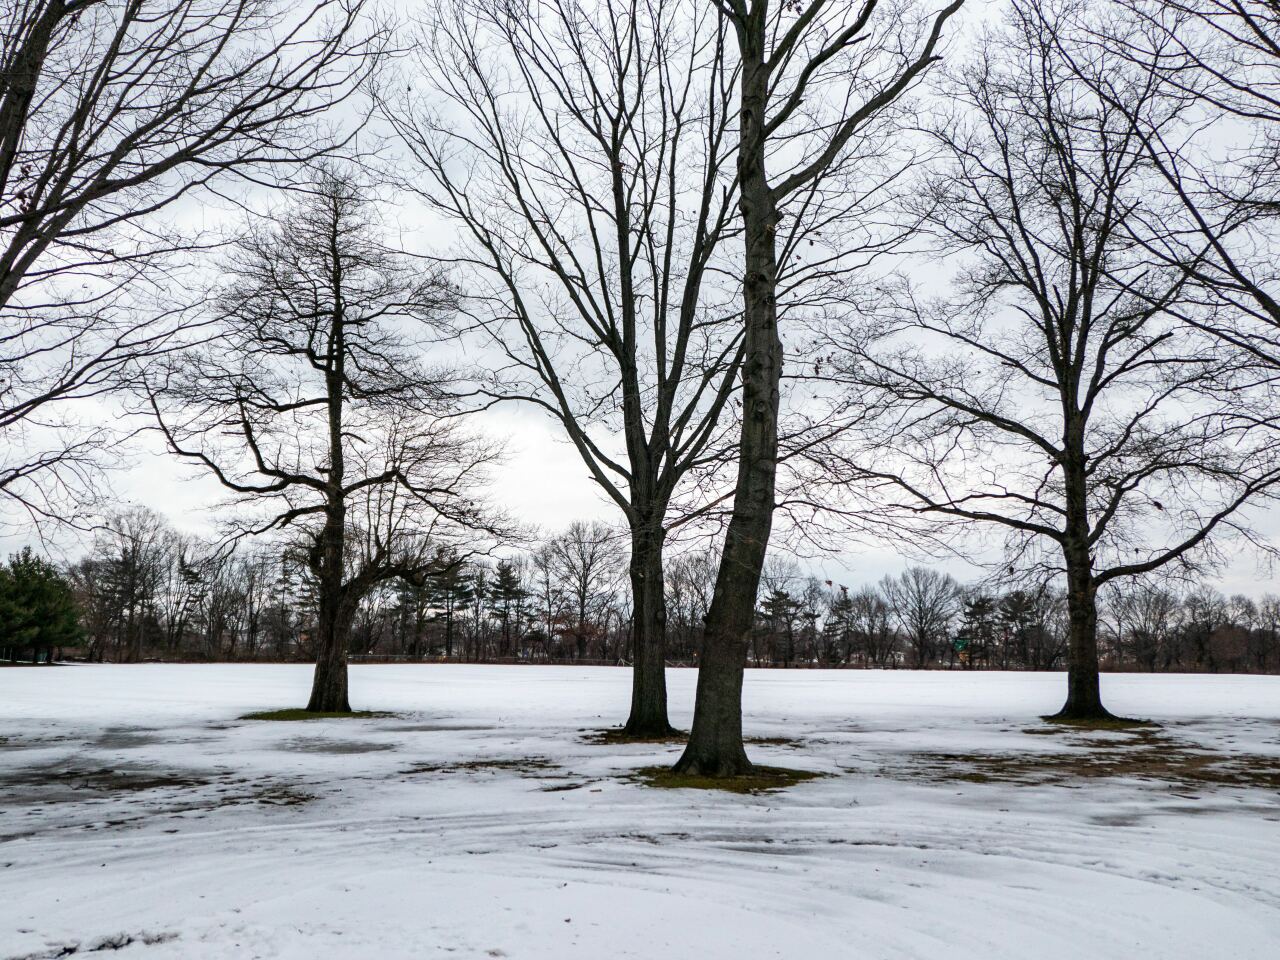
left=2, top=665, right=1279, bottom=959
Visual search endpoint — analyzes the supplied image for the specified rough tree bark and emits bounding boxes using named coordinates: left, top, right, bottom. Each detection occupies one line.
left=625, top=514, right=675, bottom=736
left=306, top=241, right=354, bottom=712
left=308, top=590, right=354, bottom=712
left=1056, top=437, right=1108, bottom=720
left=675, top=48, right=778, bottom=775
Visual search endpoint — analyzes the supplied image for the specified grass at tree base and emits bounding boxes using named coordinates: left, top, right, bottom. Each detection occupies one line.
left=239, top=709, right=398, bottom=721
left=1041, top=713, right=1158, bottom=731
left=631, top=764, right=826, bottom=794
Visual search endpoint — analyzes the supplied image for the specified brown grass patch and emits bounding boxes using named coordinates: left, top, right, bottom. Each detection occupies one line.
left=629, top=764, right=827, bottom=794
left=1039, top=714, right=1159, bottom=732
left=239, top=709, right=397, bottom=721
left=903, top=732, right=1280, bottom=790
left=0, top=765, right=211, bottom=799
left=745, top=736, right=804, bottom=749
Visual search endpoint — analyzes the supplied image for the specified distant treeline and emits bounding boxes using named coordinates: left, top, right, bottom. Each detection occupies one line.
left=3, top=506, right=1277, bottom=674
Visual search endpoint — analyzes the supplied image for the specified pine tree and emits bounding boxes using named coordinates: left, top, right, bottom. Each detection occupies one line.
left=824, top=588, right=855, bottom=665
left=0, top=548, right=83, bottom=663
left=426, top=552, right=474, bottom=660
left=759, top=589, right=802, bottom=666
left=956, top=594, right=999, bottom=670
left=488, top=561, right=528, bottom=659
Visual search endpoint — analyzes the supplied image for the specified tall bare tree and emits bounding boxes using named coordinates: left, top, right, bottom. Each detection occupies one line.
left=813, top=0, right=1280, bottom=720
left=384, top=0, right=743, bottom=735
left=0, top=0, right=379, bottom=528
left=547, top=521, right=626, bottom=661
left=146, top=173, right=500, bottom=711
left=676, top=0, right=965, bottom=776
left=881, top=566, right=961, bottom=669
left=1105, top=575, right=1183, bottom=672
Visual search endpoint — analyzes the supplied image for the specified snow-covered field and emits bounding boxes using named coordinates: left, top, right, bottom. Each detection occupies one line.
left=2, top=665, right=1279, bottom=959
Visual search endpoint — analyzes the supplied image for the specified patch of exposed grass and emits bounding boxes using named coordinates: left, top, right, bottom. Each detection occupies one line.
left=248, top=784, right=316, bottom=806
left=280, top=738, right=395, bottom=754
left=1039, top=714, right=1158, bottom=732
left=580, top=727, right=687, bottom=745
left=901, top=739, right=1280, bottom=790
left=539, top=780, right=600, bottom=793
left=629, top=764, right=827, bottom=794
left=239, top=709, right=397, bottom=722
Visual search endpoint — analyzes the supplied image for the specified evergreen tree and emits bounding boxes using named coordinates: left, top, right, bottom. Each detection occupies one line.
left=955, top=594, right=998, bottom=670
left=0, top=548, right=83, bottom=662
left=759, top=589, right=802, bottom=666
left=488, top=561, right=528, bottom=659
left=391, top=576, right=432, bottom=660
left=824, top=588, right=855, bottom=665
left=426, top=552, right=475, bottom=660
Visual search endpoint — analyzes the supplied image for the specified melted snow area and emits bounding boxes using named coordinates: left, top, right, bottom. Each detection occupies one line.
left=2, top=665, right=1279, bottom=959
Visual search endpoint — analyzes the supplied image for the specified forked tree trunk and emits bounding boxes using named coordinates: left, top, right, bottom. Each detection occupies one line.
left=673, top=51, right=778, bottom=778
left=624, top=518, right=675, bottom=737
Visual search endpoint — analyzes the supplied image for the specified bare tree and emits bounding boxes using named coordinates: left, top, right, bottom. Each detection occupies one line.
left=0, top=0, right=378, bottom=528
left=82, top=506, right=170, bottom=661
left=546, top=521, right=626, bottom=661
left=154, top=530, right=205, bottom=654
left=677, top=0, right=965, bottom=776
left=848, top=585, right=898, bottom=667
left=146, top=173, right=501, bottom=711
left=1256, top=594, right=1280, bottom=672
left=382, top=0, right=745, bottom=736
left=881, top=566, right=960, bottom=669
left=814, top=0, right=1280, bottom=720
left=1105, top=577, right=1183, bottom=672
left=665, top=544, right=718, bottom=661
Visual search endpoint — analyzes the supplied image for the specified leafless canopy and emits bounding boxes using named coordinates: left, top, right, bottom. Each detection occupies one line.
left=1088, top=2, right=1280, bottom=377
left=148, top=173, right=500, bottom=563
left=0, top=0, right=379, bottom=527
left=382, top=0, right=750, bottom=734
left=382, top=0, right=745, bottom=531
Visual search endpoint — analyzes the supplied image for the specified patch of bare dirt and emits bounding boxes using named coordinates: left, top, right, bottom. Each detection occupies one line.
left=0, top=764, right=212, bottom=805
left=897, top=726, right=1280, bottom=790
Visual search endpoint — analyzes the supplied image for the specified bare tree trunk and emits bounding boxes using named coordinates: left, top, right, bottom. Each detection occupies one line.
left=307, top=602, right=353, bottom=711
left=624, top=517, right=674, bottom=736
left=1052, top=450, right=1111, bottom=720
left=674, top=53, right=778, bottom=777
left=1054, top=538, right=1108, bottom=720
left=308, top=289, right=351, bottom=713
left=307, top=507, right=351, bottom=712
